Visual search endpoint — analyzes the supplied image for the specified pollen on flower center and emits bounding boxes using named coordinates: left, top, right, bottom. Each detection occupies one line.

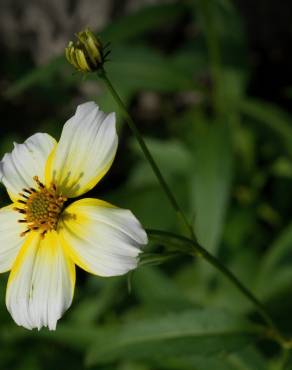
left=14, top=176, right=67, bottom=237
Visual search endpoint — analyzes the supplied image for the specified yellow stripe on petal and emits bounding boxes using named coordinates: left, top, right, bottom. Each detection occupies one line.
left=6, top=230, right=75, bottom=330
left=7, top=232, right=37, bottom=286
left=42, top=231, right=76, bottom=289
left=64, top=197, right=116, bottom=212
left=58, top=198, right=147, bottom=277
left=44, top=144, right=57, bottom=187
left=45, top=102, right=118, bottom=198
left=59, top=230, right=94, bottom=275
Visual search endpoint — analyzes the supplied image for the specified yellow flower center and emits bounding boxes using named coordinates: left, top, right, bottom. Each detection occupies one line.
left=14, top=176, right=67, bottom=237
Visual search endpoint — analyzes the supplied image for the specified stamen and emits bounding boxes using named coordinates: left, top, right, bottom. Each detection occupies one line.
left=33, top=176, right=45, bottom=188
left=14, top=176, right=67, bottom=237
left=14, top=208, right=26, bottom=214
left=23, top=188, right=33, bottom=194
left=20, top=229, right=30, bottom=237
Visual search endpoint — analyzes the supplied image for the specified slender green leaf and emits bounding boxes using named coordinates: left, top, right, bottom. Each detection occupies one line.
left=138, top=253, right=182, bottom=267
left=157, top=346, right=267, bottom=370
left=107, top=46, right=196, bottom=93
left=102, top=3, right=187, bottom=43
left=129, top=138, right=192, bottom=188
left=189, top=120, right=233, bottom=253
left=6, top=45, right=197, bottom=99
left=86, top=309, right=256, bottom=366
left=5, top=57, right=64, bottom=98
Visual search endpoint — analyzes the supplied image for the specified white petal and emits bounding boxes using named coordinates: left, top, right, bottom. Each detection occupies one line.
left=6, top=231, right=75, bottom=330
left=0, top=133, right=56, bottom=201
left=45, top=102, right=118, bottom=198
left=0, top=205, right=27, bottom=272
left=58, top=198, right=148, bottom=277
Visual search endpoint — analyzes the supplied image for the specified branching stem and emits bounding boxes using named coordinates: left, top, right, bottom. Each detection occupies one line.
left=98, top=69, right=195, bottom=239
left=147, top=229, right=289, bottom=347
left=97, top=68, right=288, bottom=349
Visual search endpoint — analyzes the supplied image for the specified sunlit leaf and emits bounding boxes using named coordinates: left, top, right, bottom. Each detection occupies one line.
left=129, top=138, right=192, bottom=188
left=189, top=119, right=233, bottom=253
left=102, top=3, right=187, bottom=43
left=156, top=346, right=267, bottom=370
left=86, top=309, right=256, bottom=366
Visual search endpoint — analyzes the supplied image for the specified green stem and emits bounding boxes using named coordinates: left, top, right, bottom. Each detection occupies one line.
left=147, top=228, right=286, bottom=345
left=97, top=68, right=287, bottom=348
left=98, top=69, right=195, bottom=239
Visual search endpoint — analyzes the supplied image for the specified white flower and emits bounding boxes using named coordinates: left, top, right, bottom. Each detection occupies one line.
left=0, top=102, right=147, bottom=330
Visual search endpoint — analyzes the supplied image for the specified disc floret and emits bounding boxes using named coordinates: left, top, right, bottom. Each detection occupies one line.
left=14, top=176, right=67, bottom=237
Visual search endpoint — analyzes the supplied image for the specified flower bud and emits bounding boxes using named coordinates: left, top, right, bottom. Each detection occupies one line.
left=65, top=28, right=106, bottom=73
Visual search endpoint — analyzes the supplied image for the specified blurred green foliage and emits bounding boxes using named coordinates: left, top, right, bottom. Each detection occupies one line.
left=2, top=0, right=292, bottom=369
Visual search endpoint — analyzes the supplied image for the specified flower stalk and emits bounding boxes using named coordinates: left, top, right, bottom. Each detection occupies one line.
left=147, top=229, right=292, bottom=348
left=65, top=27, right=288, bottom=349
left=98, top=68, right=196, bottom=239
left=97, top=69, right=287, bottom=348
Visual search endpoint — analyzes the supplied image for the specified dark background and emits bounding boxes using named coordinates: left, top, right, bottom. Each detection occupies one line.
left=0, top=1, right=292, bottom=369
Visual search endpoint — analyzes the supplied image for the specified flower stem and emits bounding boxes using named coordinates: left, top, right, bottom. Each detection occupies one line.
left=147, top=228, right=287, bottom=346
left=98, top=69, right=195, bottom=239
left=97, top=68, right=287, bottom=348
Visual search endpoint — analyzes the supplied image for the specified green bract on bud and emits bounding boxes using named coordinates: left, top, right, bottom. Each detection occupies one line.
left=65, top=28, right=109, bottom=73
